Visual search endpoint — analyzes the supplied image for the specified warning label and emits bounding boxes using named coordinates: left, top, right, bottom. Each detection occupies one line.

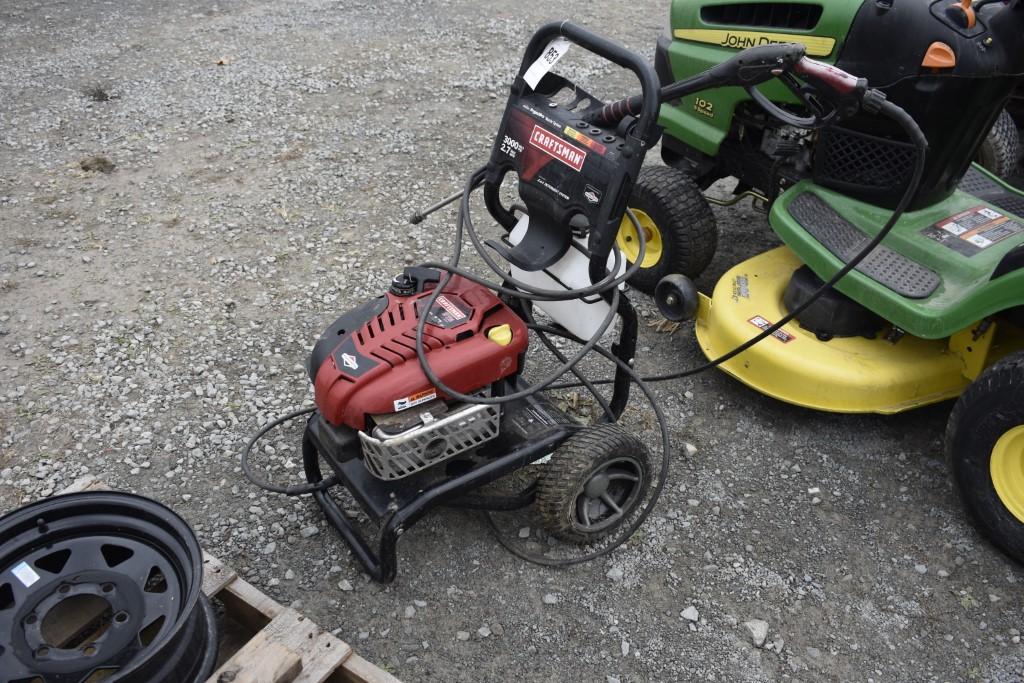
left=748, top=315, right=795, bottom=343
left=921, top=205, right=1024, bottom=257
left=393, top=388, right=437, bottom=412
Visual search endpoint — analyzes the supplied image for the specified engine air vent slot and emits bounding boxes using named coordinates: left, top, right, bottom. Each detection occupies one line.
left=701, top=3, right=823, bottom=30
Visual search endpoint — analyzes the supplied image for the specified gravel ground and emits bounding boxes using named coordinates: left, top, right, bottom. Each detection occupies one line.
left=2, top=2, right=1022, bottom=681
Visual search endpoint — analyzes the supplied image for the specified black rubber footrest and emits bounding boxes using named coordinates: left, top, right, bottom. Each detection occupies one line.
left=958, top=167, right=1024, bottom=218
left=789, top=193, right=940, bottom=299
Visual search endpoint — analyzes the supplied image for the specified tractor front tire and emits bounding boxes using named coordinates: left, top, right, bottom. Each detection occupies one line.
left=976, top=109, right=1020, bottom=179
left=946, top=351, right=1024, bottom=564
left=619, top=166, right=717, bottom=295
left=536, top=424, right=651, bottom=544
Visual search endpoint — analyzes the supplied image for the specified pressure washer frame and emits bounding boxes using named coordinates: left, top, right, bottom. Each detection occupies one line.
left=300, top=22, right=657, bottom=583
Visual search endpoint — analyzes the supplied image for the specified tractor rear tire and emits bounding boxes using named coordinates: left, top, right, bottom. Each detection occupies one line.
left=536, top=424, right=651, bottom=544
left=946, top=351, right=1024, bottom=564
left=976, top=109, right=1020, bottom=179
left=620, top=166, right=717, bottom=295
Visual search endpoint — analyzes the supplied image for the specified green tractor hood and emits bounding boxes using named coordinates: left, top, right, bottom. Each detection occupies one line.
left=659, top=0, right=863, bottom=156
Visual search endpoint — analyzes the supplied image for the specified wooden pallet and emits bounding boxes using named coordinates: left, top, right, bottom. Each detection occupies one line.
left=60, top=476, right=401, bottom=683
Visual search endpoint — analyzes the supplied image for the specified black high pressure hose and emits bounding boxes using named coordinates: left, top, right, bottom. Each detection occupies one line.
left=472, top=95, right=927, bottom=566
left=552, top=98, right=928, bottom=390
left=406, top=165, right=675, bottom=567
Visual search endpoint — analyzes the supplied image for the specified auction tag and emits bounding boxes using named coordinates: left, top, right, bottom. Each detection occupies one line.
left=523, top=37, right=571, bottom=89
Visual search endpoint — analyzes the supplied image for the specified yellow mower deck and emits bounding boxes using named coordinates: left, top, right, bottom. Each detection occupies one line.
left=693, top=247, right=1007, bottom=414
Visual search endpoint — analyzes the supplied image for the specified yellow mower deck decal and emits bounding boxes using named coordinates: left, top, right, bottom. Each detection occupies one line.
left=674, top=28, right=836, bottom=57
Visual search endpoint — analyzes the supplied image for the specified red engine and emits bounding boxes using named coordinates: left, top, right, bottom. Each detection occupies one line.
left=308, top=270, right=528, bottom=431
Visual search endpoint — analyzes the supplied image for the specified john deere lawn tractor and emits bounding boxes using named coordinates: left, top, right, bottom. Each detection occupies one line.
left=623, top=0, right=1024, bottom=563
left=620, top=0, right=1024, bottom=294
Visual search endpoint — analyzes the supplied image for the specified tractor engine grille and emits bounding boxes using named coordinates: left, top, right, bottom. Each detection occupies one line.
left=358, top=403, right=501, bottom=480
left=700, top=3, right=823, bottom=30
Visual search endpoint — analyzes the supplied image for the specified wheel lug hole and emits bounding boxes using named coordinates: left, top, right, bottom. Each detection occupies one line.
left=36, top=646, right=50, bottom=658
left=83, top=644, right=97, bottom=656
left=101, top=583, right=114, bottom=593
left=25, top=614, right=37, bottom=625
left=114, top=611, right=129, bottom=623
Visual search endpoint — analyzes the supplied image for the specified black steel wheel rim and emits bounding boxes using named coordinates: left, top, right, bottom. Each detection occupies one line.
left=571, top=456, right=644, bottom=534
left=0, top=491, right=217, bottom=683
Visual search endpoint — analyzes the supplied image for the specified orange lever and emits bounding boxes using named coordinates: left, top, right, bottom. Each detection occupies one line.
left=950, top=0, right=977, bottom=28
left=923, top=41, right=957, bottom=69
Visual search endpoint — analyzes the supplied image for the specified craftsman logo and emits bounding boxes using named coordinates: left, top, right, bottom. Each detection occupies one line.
left=341, top=352, right=359, bottom=370
left=529, top=124, right=586, bottom=171
left=748, top=315, right=795, bottom=343
left=436, top=295, right=466, bottom=321
left=420, top=293, right=472, bottom=328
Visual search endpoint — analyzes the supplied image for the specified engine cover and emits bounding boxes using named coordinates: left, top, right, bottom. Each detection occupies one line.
left=308, top=269, right=528, bottom=431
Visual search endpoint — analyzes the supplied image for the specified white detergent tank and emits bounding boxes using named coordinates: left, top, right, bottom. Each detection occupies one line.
left=507, top=213, right=626, bottom=340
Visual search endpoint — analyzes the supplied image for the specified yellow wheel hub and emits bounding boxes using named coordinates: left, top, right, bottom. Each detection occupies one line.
left=617, top=209, right=663, bottom=269
left=991, top=425, right=1024, bottom=523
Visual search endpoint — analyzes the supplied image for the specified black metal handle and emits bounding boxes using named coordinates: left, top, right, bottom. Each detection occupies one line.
left=518, top=21, right=661, bottom=146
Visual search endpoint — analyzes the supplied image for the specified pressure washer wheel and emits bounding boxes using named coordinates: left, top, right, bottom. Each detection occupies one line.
left=976, top=109, right=1020, bottom=179
left=0, top=492, right=218, bottom=683
left=618, top=165, right=717, bottom=295
left=536, top=424, right=652, bottom=543
left=947, top=351, right=1024, bottom=564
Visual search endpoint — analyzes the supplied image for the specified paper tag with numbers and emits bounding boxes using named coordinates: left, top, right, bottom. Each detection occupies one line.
left=523, top=37, right=571, bottom=89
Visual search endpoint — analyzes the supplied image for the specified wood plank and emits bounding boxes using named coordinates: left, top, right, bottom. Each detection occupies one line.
left=217, top=583, right=275, bottom=635
left=292, top=632, right=353, bottom=683
left=209, top=609, right=311, bottom=683
left=210, top=632, right=302, bottom=683
left=208, top=608, right=350, bottom=683
left=201, top=551, right=238, bottom=597
left=223, top=576, right=284, bottom=622
left=335, top=654, right=403, bottom=683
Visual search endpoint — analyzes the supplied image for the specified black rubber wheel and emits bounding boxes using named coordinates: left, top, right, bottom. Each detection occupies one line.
left=976, top=109, right=1020, bottom=179
left=654, top=273, right=700, bottom=322
left=946, top=351, right=1024, bottom=564
left=0, top=491, right=218, bottom=683
left=536, top=424, right=651, bottom=544
left=619, top=165, right=717, bottom=295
